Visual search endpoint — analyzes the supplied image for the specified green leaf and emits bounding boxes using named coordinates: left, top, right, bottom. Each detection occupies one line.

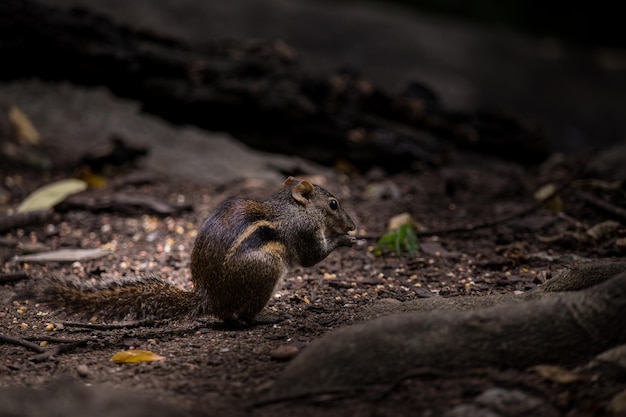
left=404, top=225, right=419, bottom=257
left=373, top=223, right=419, bottom=257
left=17, top=179, right=88, bottom=213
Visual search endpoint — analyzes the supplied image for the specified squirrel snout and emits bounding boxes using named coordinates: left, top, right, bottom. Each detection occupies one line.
left=333, top=221, right=355, bottom=236
left=329, top=224, right=356, bottom=247
left=344, top=216, right=356, bottom=233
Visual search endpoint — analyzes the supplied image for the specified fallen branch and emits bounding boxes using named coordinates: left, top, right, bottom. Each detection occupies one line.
left=23, top=335, right=88, bottom=344
left=30, top=340, right=89, bottom=362
left=0, top=272, right=30, bottom=285
left=0, top=334, right=45, bottom=354
left=59, top=194, right=192, bottom=216
left=0, top=209, right=54, bottom=233
left=415, top=164, right=583, bottom=237
left=576, top=190, right=626, bottom=222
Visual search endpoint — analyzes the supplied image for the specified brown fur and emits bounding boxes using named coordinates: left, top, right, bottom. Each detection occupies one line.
left=190, top=177, right=355, bottom=322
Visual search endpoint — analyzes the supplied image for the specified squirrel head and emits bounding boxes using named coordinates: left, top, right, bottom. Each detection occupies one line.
left=282, top=176, right=356, bottom=239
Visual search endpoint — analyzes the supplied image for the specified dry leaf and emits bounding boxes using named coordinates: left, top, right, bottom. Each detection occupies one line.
left=17, top=179, right=87, bottom=213
left=8, top=105, right=40, bottom=145
left=533, top=183, right=563, bottom=212
left=110, top=349, right=165, bottom=363
left=16, top=248, right=110, bottom=263
left=531, top=364, right=582, bottom=384
left=77, top=168, right=107, bottom=189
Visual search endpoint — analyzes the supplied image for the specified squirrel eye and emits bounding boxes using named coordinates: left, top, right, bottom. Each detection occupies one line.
left=328, top=199, right=338, bottom=210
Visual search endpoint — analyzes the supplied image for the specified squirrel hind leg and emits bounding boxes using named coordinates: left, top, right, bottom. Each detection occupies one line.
left=212, top=247, right=287, bottom=324
left=235, top=275, right=286, bottom=324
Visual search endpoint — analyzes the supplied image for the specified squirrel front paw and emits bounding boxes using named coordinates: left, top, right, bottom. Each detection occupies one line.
left=336, top=234, right=356, bottom=247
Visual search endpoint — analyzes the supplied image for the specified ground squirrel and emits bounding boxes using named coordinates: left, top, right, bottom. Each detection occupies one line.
left=39, top=177, right=355, bottom=323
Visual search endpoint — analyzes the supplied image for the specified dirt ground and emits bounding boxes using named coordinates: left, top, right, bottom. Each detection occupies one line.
left=1, top=144, right=625, bottom=416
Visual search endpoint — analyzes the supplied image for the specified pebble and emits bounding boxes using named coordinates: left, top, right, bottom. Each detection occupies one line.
left=269, top=345, right=299, bottom=361
left=76, top=364, right=91, bottom=378
left=365, top=181, right=400, bottom=200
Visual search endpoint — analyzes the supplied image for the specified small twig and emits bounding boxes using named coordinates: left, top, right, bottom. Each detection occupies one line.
left=23, top=335, right=85, bottom=343
left=0, top=272, right=30, bottom=284
left=60, top=194, right=192, bottom=215
left=576, top=191, right=626, bottom=222
left=0, top=209, right=55, bottom=233
left=357, top=166, right=585, bottom=241
left=0, top=333, right=46, bottom=353
left=30, top=340, right=89, bottom=362
left=414, top=165, right=584, bottom=237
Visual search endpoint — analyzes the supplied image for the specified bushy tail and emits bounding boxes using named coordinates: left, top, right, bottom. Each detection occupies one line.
left=38, top=274, right=203, bottom=321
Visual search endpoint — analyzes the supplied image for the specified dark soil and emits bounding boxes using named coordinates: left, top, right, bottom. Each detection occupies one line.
left=1, top=148, right=625, bottom=416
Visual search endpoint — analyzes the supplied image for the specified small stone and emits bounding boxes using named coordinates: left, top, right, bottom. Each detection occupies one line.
left=269, top=345, right=299, bottom=361
left=76, top=364, right=91, bottom=378
left=365, top=181, right=400, bottom=200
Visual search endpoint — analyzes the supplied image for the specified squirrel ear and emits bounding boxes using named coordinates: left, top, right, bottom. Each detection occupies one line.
left=291, top=180, right=314, bottom=205
left=282, top=176, right=298, bottom=188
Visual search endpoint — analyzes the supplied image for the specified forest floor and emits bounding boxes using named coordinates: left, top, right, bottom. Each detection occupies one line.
left=1, top=142, right=625, bottom=416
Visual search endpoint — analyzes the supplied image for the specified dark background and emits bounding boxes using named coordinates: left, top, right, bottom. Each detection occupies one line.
left=4, top=0, right=624, bottom=160
left=37, top=0, right=625, bottom=155
left=379, top=0, right=625, bottom=48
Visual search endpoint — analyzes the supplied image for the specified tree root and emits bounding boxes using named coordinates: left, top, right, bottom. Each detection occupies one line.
left=360, top=261, right=626, bottom=320
left=263, top=262, right=626, bottom=402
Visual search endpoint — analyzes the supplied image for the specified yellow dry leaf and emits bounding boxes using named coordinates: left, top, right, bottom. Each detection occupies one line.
left=533, top=183, right=563, bottom=212
left=9, top=105, right=40, bottom=145
left=110, top=349, right=165, bottom=363
left=77, top=169, right=107, bottom=189
left=17, top=179, right=88, bottom=213
left=531, top=364, right=582, bottom=384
